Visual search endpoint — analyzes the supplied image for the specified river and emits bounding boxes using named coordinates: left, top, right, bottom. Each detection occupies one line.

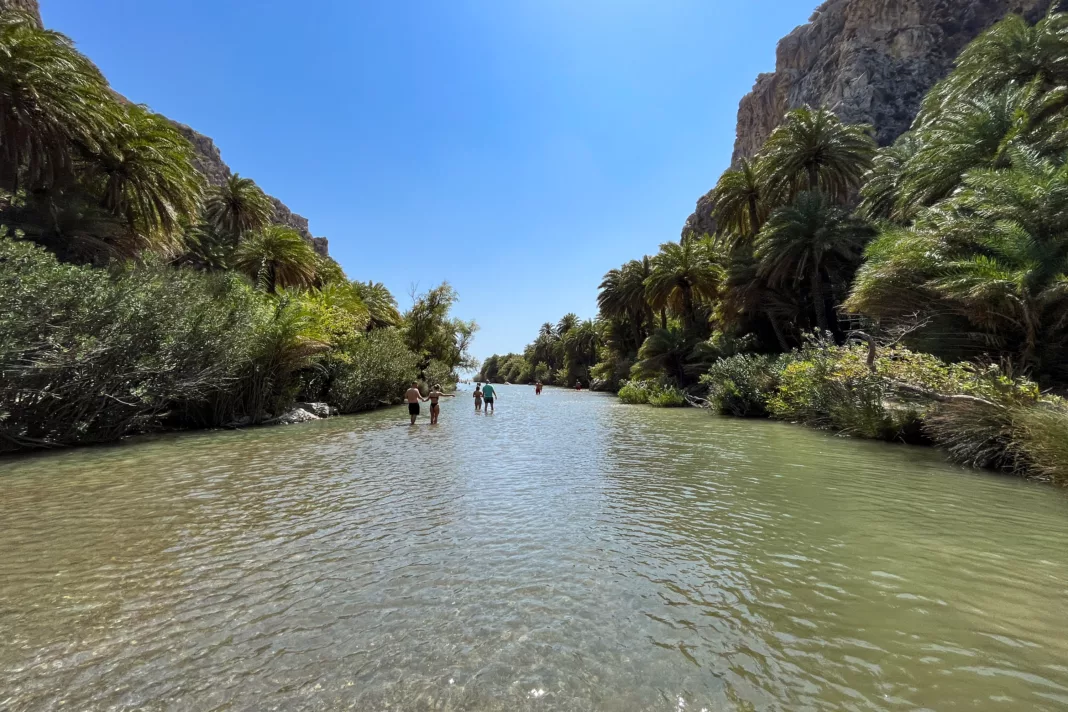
left=2, top=385, right=1067, bottom=711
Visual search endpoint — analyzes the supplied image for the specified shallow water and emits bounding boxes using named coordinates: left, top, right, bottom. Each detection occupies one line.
left=2, top=385, right=1067, bottom=711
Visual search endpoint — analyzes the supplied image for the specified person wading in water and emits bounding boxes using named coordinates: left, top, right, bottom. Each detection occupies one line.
left=405, top=382, right=425, bottom=425
left=473, top=383, right=484, bottom=412
left=426, top=384, right=456, bottom=425
left=482, top=382, right=498, bottom=413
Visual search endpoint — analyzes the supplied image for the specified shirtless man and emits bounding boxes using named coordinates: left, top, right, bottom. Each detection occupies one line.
left=405, top=381, right=424, bottom=425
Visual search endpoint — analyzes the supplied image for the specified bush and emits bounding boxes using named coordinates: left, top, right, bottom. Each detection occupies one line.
left=702, top=354, right=783, bottom=417
left=0, top=237, right=274, bottom=451
left=648, top=385, right=686, bottom=408
left=617, top=380, right=651, bottom=404
left=327, top=330, right=419, bottom=414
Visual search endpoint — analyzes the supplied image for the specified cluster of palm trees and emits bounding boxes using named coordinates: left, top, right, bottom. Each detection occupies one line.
left=0, top=8, right=332, bottom=294
left=848, top=9, right=1068, bottom=383
left=555, top=8, right=1068, bottom=390
left=479, top=313, right=600, bottom=386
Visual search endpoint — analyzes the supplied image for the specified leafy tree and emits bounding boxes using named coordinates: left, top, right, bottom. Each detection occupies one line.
left=234, top=225, right=318, bottom=293
left=204, top=174, right=273, bottom=240
left=755, top=192, right=875, bottom=334
left=598, top=256, right=654, bottom=354
left=757, top=106, right=876, bottom=203
left=0, top=10, right=114, bottom=192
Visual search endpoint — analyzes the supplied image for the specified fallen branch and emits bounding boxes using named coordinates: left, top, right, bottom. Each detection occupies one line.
left=685, top=394, right=711, bottom=409
left=888, top=381, right=1004, bottom=409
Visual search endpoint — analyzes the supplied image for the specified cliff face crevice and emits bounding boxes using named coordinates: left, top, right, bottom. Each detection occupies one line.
left=683, top=0, right=1052, bottom=238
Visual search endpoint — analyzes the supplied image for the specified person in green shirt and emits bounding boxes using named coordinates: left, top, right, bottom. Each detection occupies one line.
left=481, top=383, right=497, bottom=413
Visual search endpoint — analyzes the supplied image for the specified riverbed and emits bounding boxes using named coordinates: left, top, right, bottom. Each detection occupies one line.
left=2, top=385, right=1067, bottom=711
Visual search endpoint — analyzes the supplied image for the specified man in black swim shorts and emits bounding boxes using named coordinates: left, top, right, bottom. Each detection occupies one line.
left=405, top=381, right=425, bottom=425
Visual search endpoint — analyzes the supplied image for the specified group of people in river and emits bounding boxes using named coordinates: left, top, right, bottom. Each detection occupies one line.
left=404, top=380, right=549, bottom=425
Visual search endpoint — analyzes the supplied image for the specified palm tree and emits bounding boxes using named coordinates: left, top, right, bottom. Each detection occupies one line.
left=919, top=9, right=1068, bottom=121
left=204, top=174, right=273, bottom=240
left=562, top=319, right=601, bottom=384
left=895, top=85, right=1042, bottom=216
left=930, top=153, right=1068, bottom=373
left=556, top=313, right=579, bottom=337
left=645, top=236, right=722, bottom=334
left=711, top=157, right=768, bottom=248
left=755, top=191, right=875, bottom=333
left=857, top=132, right=920, bottom=222
left=85, top=104, right=203, bottom=254
left=598, top=256, right=654, bottom=352
left=719, top=248, right=796, bottom=351
left=0, top=11, right=114, bottom=192
left=635, top=327, right=691, bottom=384
left=234, top=225, right=318, bottom=293
left=758, top=106, right=876, bottom=203
left=351, top=280, right=402, bottom=330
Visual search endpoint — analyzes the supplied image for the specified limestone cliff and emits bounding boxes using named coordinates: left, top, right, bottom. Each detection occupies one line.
left=683, top=0, right=1052, bottom=238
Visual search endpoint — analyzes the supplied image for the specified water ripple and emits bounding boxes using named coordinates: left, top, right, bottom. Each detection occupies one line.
left=2, top=386, right=1067, bottom=711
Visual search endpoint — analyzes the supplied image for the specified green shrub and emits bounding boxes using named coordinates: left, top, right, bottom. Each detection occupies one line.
left=702, top=354, right=783, bottom=417
left=617, top=380, right=651, bottom=404
left=0, top=237, right=274, bottom=450
left=648, top=385, right=687, bottom=408
left=327, top=330, right=419, bottom=414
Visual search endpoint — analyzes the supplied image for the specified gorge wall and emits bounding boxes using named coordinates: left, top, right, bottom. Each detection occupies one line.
left=9, top=0, right=328, bottom=256
left=683, top=0, right=1052, bottom=238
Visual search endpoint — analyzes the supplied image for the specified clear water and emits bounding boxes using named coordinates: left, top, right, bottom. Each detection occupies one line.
left=2, top=385, right=1067, bottom=711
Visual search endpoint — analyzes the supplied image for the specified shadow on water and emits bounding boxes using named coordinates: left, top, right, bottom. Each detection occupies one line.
left=2, top=385, right=1067, bottom=710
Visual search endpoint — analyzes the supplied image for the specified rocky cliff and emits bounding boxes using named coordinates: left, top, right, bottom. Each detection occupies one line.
left=683, top=0, right=1052, bottom=238
left=13, top=0, right=329, bottom=256
left=171, top=122, right=329, bottom=256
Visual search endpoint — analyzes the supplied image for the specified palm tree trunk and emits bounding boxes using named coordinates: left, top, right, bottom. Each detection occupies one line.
left=807, top=164, right=819, bottom=193
left=810, top=268, right=829, bottom=334
left=660, top=308, right=667, bottom=330
left=747, top=197, right=761, bottom=236
left=767, top=310, right=789, bottom=351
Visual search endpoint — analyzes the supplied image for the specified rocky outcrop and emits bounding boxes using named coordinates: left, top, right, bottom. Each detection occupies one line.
left=170, top=121, right=329, bottom=255
left=683, top=0, right=1052, bottom=237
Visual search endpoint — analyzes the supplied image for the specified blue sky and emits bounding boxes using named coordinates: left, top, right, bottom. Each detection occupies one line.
left=44, top=0, right=816, bottom=363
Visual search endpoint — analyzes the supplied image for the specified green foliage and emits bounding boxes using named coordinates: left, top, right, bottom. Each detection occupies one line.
left=234, top=225, right=319, bottom=293
left=204, top=174, right=273, bottom=240
left=0, top=10, right=114, bottom=192
left=647, top=385, right=686, bottom=408
left=702, top=354, right=784, bottom=417
left=617, top=380, right=652, bottom=405
left=404, top=283, right=478, bottom=383
left=0, top=236, right=271, bottom=450
left=326, top=330, right=419, bottom=414
left=757, top=106, right=876, bottom=203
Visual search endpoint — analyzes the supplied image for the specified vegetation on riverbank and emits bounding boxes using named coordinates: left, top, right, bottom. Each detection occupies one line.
left=0, top=10, right=475, bottom=452
left=486, top=9, right=1068, bottom=484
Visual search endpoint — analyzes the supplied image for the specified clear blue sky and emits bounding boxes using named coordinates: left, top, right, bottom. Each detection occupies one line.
left=44, top=0, right=816, bottom=363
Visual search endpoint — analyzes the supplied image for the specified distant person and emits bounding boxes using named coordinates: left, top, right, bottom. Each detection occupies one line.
left=427, top=384, right=456, bottom=424
left=482, top=382, right=498, bottom=413
left=575, top=380, right=582, bottom=391
left=405, top=381, right=424, bottom=425
left=473, top=383, right=484, bottom=412
left=535, top=381, right=543, bottom=395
